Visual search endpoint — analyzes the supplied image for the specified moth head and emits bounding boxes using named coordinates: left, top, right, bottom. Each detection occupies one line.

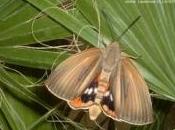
left=102, top=42, right=121, bottom=72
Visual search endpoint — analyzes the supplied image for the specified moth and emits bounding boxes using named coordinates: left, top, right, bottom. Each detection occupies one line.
left=45, top=42, right=153, bottom=125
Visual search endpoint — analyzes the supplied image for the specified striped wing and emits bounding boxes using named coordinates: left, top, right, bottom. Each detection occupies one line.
left=45, top=48, right=102, bottom=100
left=111, top=57, right=153, bottom=125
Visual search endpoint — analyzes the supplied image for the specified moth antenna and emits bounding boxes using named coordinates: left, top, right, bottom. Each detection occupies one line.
left=101, top=9, right=141, bottom=42
left=101, top=9, right=116, bottom=43
left=121, top=52, right=142, bottom=60
left=118, top=15, right=141, bottom=41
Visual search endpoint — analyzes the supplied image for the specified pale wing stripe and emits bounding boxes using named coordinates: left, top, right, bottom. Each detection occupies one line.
left=120, top=66, right=127, bottom=119
left=131, top=71, right=142, bottom=123
left=131, top=81, right=137, bottom=122
left=138, top=76, right=147, bottom=123
left=136, top=78, right=144, bottom=123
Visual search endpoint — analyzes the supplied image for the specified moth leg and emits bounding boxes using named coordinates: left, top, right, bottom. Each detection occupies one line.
left=121, top=52, right=141, bottom=60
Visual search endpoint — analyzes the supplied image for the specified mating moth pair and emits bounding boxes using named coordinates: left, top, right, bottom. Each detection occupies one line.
left=45, top=42, right=153, bottom=125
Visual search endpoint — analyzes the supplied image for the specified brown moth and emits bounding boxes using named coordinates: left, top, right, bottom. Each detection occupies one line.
left=45, top=42, right=153, bottom=125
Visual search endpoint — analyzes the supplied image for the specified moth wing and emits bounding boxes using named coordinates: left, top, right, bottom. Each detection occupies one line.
left=111, top=57, right=153, bottom=125
left=45, top=48, right=102, bottom=100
